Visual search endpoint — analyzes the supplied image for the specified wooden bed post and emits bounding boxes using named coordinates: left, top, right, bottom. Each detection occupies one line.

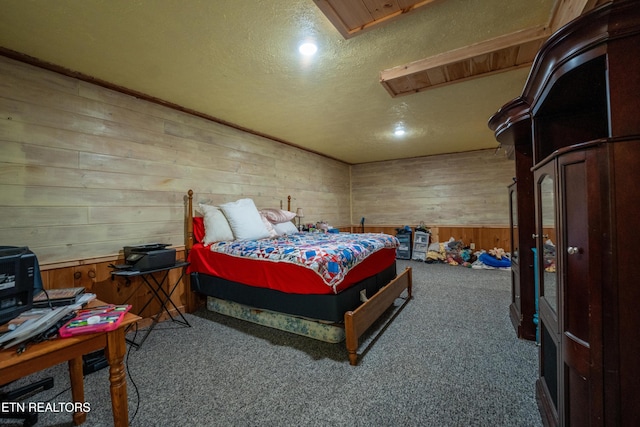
left=186, top=189, right=194, bottom=253
left=185, top=189, right=195, bottom=312
left=287, top=195, right=291, bottom=212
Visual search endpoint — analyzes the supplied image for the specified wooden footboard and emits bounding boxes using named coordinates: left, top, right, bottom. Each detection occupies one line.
left=344, top=267, right=412, bottom=365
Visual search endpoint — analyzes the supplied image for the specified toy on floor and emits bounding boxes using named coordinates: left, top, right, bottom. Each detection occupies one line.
left=489, top=247, right=506, bottom=259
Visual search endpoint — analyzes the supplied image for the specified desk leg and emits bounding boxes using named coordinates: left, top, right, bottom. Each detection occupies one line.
left=68, top=356, right=87, bottom=425
left=105, top=327, right=129, bottom=427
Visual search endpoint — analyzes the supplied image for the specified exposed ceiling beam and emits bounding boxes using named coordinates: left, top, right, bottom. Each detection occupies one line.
left=377, top=0, right=609, bottom=98
left=379, top=25, right=551, bottom=97
left=313, top=0, right=441, bottom=39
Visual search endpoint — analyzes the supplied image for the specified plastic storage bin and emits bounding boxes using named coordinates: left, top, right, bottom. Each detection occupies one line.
left=412, top=231, right=430, bottom=261
left=396, top=232, right=412, bottom=260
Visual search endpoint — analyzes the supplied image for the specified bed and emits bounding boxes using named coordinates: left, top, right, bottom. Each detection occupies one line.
left=184, top=190, right=412, bottom=365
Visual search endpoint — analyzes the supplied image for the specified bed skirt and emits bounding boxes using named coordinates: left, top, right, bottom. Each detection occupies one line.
left=191, top=262, right=397, bottom=323
left=206, top=296, right=346, bottom=343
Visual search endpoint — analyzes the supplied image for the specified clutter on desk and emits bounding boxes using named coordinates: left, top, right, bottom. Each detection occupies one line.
left=0, top=293, right=97, bottom=350
left=58, top=304, right=132, bottom=338
left=0, top=305, right=77, bottom=350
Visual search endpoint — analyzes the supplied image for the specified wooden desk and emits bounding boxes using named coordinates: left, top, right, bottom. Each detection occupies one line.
left=0, top=300, right=140, bottom=426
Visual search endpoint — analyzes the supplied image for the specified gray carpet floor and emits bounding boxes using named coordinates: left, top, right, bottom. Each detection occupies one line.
left=2, top=261, right=542, bottom=427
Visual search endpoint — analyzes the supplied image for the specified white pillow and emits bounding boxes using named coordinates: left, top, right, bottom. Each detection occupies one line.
left=273, top=221, right=299, bottom=236
left=199, top=203, right=234, bottom=244
left=219, top=198, right=271, bottom=240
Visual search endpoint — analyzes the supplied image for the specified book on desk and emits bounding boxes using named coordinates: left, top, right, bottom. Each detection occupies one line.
left=32, top=287, right=86, bottom=308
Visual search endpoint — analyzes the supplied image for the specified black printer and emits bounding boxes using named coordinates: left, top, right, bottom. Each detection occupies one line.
left=123, top=243, right=176, bottom=271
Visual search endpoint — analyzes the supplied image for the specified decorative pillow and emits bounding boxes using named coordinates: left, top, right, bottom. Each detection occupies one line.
left=259, top=208, right=297, bottom=224
left=259, top=213, right=278, bottom=238
left=273, top=221, right=299, bottom=236
left=199, top=203, right=235, bottom=244
left=219, top=198, right=271, bottom=240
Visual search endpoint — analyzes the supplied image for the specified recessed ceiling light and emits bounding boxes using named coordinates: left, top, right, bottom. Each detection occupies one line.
left=394, top=128, right=406, bottom=137
left=299, top=42, right=317, bottom=56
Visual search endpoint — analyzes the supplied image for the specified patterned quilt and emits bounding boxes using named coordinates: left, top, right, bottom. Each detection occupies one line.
left=207, top=233, right=399, bottom=292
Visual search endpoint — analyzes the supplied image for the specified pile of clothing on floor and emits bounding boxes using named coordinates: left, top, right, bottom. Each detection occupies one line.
left=543, top=239, right=556, bottom=272
left=425, top=237, right=511, bottom=270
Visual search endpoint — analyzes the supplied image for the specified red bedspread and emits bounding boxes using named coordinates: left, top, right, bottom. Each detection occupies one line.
left=187, top=236, right=397, bottom=295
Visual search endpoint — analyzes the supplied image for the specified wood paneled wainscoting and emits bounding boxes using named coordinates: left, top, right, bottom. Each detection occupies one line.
left=340, top=225, right=511, bottom=253
left=39, top=247, right=196, bottom=328
left=38, top=225, right=510, bottom=329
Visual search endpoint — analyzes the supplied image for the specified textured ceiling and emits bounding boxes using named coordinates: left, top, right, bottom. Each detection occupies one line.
left=0, top=0, right=558, bottom=164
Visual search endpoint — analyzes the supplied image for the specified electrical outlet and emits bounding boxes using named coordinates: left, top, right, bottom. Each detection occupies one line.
left=470, top=243, right=476, bottom=250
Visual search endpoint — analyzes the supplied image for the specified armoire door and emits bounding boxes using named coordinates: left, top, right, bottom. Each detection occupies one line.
left=508, top=183, right=522, bottom=332
left=558, top=150, right=602, bottom=425
left=534, top=160, right=560, bottom=425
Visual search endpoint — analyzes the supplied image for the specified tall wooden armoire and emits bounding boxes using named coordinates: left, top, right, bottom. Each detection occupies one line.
left=492, top=99, right=537, bottom=342
left=489, top=1, right=640, bottom=425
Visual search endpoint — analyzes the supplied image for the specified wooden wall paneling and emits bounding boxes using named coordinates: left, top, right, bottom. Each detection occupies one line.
left=0, top=65, right=164, bottom=134
left=0, top=55, right=351, bottom=265
left=72, top=264, right=98, bottom=292
left=0, top=213, right=184, bottom=264
left=101, top=268, right=134, bottom=308
left=481, top=227, right=509, bottom=251
left=437, top=226, right=467, bottom=244
left=1, top=141, right=79, bottom=170
left=0, top=206, right=85, bottom=229
left=41, top=268, right=75, bottom=290
left=351, top=149, right=515, bottom=227
left=98, top=262, right=142, bottom=310
left=429, top=226, right=510, bottom=251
